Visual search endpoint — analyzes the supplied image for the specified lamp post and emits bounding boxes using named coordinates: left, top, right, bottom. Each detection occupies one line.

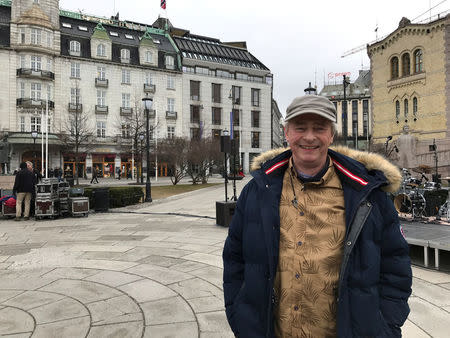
left=385, top=135, right=392, bottom=156
left=342, top=75, right=350, bottom=145
left=139, top=133, right=144, bottom=184
left=142, top=95, right=153, bottom=202
left=228, top=90, right=238, bottom=201
left=31, top=130, right=38, bottom=172
left=221, top=129, right=230, bottom=201
left=304, top=82, right=317, bottom=95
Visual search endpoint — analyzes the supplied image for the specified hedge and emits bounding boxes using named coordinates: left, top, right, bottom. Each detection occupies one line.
left=83, top=186, right=144, bottom=209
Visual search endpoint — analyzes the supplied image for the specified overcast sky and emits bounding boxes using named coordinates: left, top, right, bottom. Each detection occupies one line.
left=60, top=0, right=449, bottom=115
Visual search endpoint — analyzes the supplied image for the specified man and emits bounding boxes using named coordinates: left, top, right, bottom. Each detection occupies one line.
left=90, top=166, right=99, bottom=184
left=13, top=161, right=36, bottom=221
left=223, top=95, right=412, bottom=337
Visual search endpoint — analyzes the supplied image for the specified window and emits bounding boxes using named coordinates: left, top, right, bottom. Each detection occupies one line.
left=251, top=132, right=260, bottom=148
left=167, top=98, right=175, bottom=112
left=20, top=28, right=25, bottom=44
left=47, top=32, right=52, bottom=47
left=190, top=80, right=200, bottom=100
left=183, top=66, right=195, bottom=73
left=362, top=99, right=369, bottom=136
left=251, top=88, right=260, bottom=107
left=165, top=55, right=175, bottom=69
left=167, top=75, right=175, bottom=89
left=121, top=69, right=131, bottom=84
left=47, top=84, right=51, bottom=101
left=96, top=121, right=106, bottom=138
left=31, top=56, right=41, bottom=71
left=70, top=62, right=80, bottom=78
left=251, top=111, right=260, bottom=128
left=217, top=70, right=233, bottom=79
left=352, top=100, right=358, bottom=136
left=414, top=49, right=423, bottom=73
left=31, top=83, right=41, bottom=100
left=236, top=72, right=248, bottom=81
left=69, top=40, right=80, bottom=54
left=20, top=55, right=26, bottom=68
left=62, top=23, right=72, bottom=28
left=233, top=109, right=240, bottom=126
left=20, top=116, right=25, bottom=132
left=97, top=44, right=106, bottom=57
left=212, top=83, right=221, bottom=103
left=31, top=116, right=41, bottom=132
left=402, top=53, right=410, bottom=76
left=167, top=126, right=175, bottom=139
left=109, top=31, right=118, bottom=37
left=232, top=86, right=241, bottom=105
left=190, top=128, right=200, bottom=140
left=78, top=26, right=88, bottom=32
left=196, top=67, right=209, bottom=75
left=47, top=58, right=52, bottom=71
left=125, top=34, right=134, bottom=40
left=212, top=107, right=222, bottom=125
left=97, top=66, right=106, bottom=80
left=395, top=100, right=400, bottom=120
left=121, top=124, right=131, bottom=138
left=121, top=49, right=130, bottom=62
left=31, top=28, right=41, bottom=45
left=145, top=51, right=153, bottom=63
left=97, top=90, right=106, bottom=106
left=413, top=97, right=418, bottom=119
left=404, top=99, right=409, bottom=120
left=122, top=93, right=130, bottom=108
left=20, top=82, right=25, bottom=98
left=190, top=105, right=200, bottom=123
left=212, top=129, right=221, bottom=140
left=70, top=88, right=80, bottom=104
left=391, top=57, right=399, bottom=79
left=145, top=72, right=153, bottom=85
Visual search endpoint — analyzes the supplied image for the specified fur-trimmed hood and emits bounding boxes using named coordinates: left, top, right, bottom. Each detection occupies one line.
left=250, top=146, right=402, bottom=193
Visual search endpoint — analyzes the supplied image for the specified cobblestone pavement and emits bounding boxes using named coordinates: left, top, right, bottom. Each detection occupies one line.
left=0, top=178, right=449, bottom=337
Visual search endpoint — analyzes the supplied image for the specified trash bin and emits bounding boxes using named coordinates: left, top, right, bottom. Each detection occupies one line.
left=93, top=187, right=109, bottom=212
left=216, top=201, right=237, bottom=227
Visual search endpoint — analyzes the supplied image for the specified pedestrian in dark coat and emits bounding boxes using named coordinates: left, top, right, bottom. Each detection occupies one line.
left=13, top=162, right=36, bottom=220
left=222, top=95, right=412, bottom=337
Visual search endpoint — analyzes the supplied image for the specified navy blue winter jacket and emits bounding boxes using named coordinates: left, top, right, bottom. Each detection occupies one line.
left=223, top=147, right=412, bottom=337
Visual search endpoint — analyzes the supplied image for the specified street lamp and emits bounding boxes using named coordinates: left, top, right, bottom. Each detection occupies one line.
left=385, top=135, right=392, bottom=155
left=31, top=130, right=38, bottom=172
left=139, top=133, right=145, bottom=184
left=228, top=90, right=238, bottom=201
left=142, top=95, right=153, bottom=202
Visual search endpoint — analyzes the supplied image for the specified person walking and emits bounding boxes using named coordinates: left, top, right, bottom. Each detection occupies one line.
left=13, top=162, right=36, bottom=221
left=90, top=166, right=99, bottom=184
left=222, top=95, right=412, bottom=337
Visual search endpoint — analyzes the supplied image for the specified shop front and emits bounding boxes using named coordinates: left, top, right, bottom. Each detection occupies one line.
left=63, top=154, right=86, bottom=179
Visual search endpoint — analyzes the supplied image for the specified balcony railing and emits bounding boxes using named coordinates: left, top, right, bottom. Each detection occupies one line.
left=95, top=78, right=109, bottom=87
left=166, top=111, right=177, bottom=119
left=16, top=68, right=55, bottom=80
left=95, top=105, right=108, bottom=114
left=120, top=107, right=133, bottom=116
left=16, top=98, right=54, bottom=109
left=68, top=103, right=82, bottom=112
left=143, top=84, right=156, bottom=93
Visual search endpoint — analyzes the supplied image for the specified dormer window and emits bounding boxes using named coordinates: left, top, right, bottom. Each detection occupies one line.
left=109, top=31, right=119, bottom=37
left=121, top=49, right=130, bottom=63
left=165, top=55, right=175, bottom=69
left=69, top=40, right=81, bottom=56
left=125, top=34, right=134, bottom=40
left=145, top=51, right=153, bottom=63
left=62, top=23, right=72, bottom=28
left=78, top=26, right=88, bottom=32
left=97, top=44, right=106, bottom=57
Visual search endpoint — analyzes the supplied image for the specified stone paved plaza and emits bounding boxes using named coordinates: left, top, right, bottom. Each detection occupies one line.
left=0, top=179, right=449, bottom=337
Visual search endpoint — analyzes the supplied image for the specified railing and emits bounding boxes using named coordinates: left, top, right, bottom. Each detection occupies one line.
left=95, top=105, right=108, bottom=114
left=16, top=98, right=54, bottom=108
left=120, top=107, right=133, bottom=115
left=143, top=84, right=156, bottom=93
left=95, top=78, right=109, bottom=87
left=166, top=111, right=177, bottom=119
left=16, top=68, right=55, bottom=80
left=68, top=103, right=82, bottom=112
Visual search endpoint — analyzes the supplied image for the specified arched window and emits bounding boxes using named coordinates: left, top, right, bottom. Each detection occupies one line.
left=391, top=57, right=399, bottom=79
left=402, top=53, right=410, bottom=76
left=121, top=49, right=130, bottom=63
left=69, top=40, right=80, bottom=54
left=97, top=44, right=105, bottom=57
left=395, top=100, right=400, bottom=120
left=145, top=51, right=153, bottom=63
left=413, top=97, right=418, bottom=120
left=404, top=99, right=409, bottom=121
left=414, top=49, right=423, bottom=73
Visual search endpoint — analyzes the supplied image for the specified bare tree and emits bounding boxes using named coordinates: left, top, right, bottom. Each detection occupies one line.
left=57, top=81, right=96, bottom=185
left=186, top=137, right=221, bottom=184
left=157, top=137, right=189, bottom=185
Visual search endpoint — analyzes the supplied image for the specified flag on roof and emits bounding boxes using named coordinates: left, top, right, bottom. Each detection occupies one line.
left=161, top=0, right=166, bottom=10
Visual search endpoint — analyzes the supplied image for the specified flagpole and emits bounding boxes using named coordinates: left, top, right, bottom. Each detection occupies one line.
left=41, top=108, right=44, bottom=176
left=45, top=99, right=49, bottom=178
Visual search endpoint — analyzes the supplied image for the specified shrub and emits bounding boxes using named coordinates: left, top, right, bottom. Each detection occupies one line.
left=83, top=186, right=144, bottom=209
